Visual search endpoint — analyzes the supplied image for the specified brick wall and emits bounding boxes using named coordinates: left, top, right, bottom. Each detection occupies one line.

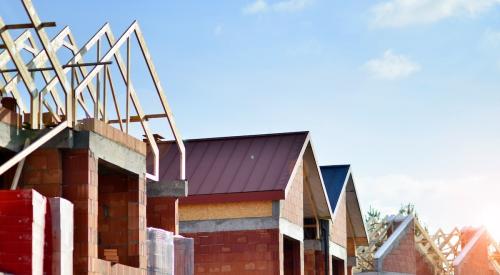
left=281, top=161, right=303, bottom=227
left=183, top=229, right=280, bottom=275
left=98, top=169, right=146, bottom=268
left=330, top=192, right=347, bottom=248
left=21, top=149, right=63, bottom=197
left=62, top=149, right=147, bottom=274
left=380, top=220, right=416, bottom=274
left=454, top=232, right=493, bottom=275
left=415, top=250, right=434, bottom=275
left=304, top=250, right=326, bottom=275
left=147, top=197, right=178, bottom=234
left=62, top=149, right=99, bottom=274
left=0, top=106, right=19, bottom=126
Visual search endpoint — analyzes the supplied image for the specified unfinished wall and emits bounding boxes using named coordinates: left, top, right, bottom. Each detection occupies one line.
left=184, top=229, right=280, bottom=275
left=62, top=149, right=98, bottom=274
left=379, top=220, right=416, bottom=274
left=330, top=192, right=347, bottom=248
left=454, top=232, right=493, bottom=275
left=281, top=161, right=304, bottom=228
left=147, top=197, right=179, bottom=233
left=98, top=162, right=145, bottom=267
left=21, top=149, right=63, bottom=197
left=179, top=201, right=272, bottom=221
left=304, top=250, right=326, bottom=275
left=416, top=251, right=435, bottom=275
left=62, top=149, right=147, bottom=274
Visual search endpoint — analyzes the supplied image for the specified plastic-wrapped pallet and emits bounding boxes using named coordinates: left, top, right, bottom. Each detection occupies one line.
left=0, top=189, right=46, bottom=274
left=147, top=228, right=174, bottom=275
left=174, top=235, right=194, bottom=275
left=48, top=197, right=74, bottom=275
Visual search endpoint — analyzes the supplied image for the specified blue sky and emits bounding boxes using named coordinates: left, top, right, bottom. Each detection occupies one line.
left=4, top=0, right=500, bottom=236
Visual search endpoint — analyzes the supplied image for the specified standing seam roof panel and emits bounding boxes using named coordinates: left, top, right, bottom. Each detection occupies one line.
left=149, top=132, right=309, bottom=196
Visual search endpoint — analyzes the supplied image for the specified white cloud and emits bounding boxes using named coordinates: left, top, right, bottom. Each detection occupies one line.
left=364, top=50, right=421, bottom=80
left=243, top=0, right=312, bottom=15
left=357, top=173, right=500, bottom=238
left=372, top=0, right=500, bottom=28
left=243, top=0, right=269, bottom=14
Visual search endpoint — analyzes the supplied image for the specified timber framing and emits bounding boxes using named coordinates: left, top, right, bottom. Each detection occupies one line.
left=0, top=0, right=185, bottom=182
left=354, top=215, right=500, bottom=275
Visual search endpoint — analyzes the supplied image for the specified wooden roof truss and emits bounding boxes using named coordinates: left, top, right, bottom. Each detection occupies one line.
left=0, top=0, right=185, bottom=181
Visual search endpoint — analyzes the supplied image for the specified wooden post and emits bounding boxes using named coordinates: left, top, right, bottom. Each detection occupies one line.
left=126, top=37, right=131, bottom=134
left=95, top=39, right=101, bottom=120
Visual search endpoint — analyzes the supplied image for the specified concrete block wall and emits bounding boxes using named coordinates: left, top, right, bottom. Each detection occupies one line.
left=184, top=229, right=280, bottom=275
left=379, top=220, right=416, bottom=274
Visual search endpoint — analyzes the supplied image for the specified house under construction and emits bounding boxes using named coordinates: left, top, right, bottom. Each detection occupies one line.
left=0, top=0, right=188, bottom=274
left=1, top=1, right=500, bottom=275
left=354, top=215, right=500, bottom=275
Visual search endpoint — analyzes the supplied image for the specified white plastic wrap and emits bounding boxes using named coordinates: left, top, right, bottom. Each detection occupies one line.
left=147, top=227, right=174, bottom=275
left=174, top=235, right=194, bottom=275
left=49, top=197, right=74, bottom=275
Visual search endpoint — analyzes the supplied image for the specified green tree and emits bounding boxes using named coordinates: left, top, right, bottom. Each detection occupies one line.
left=365, top=206, right=381, bottom=233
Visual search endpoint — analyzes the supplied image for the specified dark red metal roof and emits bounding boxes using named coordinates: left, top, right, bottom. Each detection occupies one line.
left=148, top=131, right=309, bottom=198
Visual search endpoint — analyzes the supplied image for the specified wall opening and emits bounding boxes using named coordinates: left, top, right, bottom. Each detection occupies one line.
left=0, top=149, right=15, bottom=189
left=284, top=236, right=301, bottom=275
left=98, top=160, right=140, bottom=267
left=332, top=256, right=345, bottom=275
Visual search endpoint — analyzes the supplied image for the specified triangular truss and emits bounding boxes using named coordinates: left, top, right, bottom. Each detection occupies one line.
left=0, top=0, right=185, bottom=181
left=355, top=215, right=500, bottom=274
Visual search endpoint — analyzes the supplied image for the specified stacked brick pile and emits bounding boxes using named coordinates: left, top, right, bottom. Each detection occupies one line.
left=147, top=228, right=174, bottom=275
left=48, top=197, right=74, bottom=275
left=174, top=235, right=194, bottom=275
left=0, top=189, right=46, bottom=274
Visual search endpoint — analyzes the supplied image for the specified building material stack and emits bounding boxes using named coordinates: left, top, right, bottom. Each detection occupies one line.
left=48, top=197, right=74, bottom=275
left=0, top=189, right=46, bottom=274
left=174, top=235, right=194, bottom=275
left=147, top=228, right=175, bottom=275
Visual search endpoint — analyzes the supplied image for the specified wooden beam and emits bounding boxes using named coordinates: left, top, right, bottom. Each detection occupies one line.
left=0, top=61, right=114, bottom=73
left=1, top=22, right=56, bottom=30
left=107, top=113, right=168, bottom=123
left=10, top=138, right=31, bottom=190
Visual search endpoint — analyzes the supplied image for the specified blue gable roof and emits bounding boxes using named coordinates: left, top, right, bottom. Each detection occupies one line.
left=320, top=165, right=350, bottom=212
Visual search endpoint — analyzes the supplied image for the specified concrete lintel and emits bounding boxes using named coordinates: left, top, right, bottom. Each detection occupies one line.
left=347, top=256, right=357, bottom=267
left=280, top=218, right=303, bottom=242
left=79, top=131, right=146, bottom=175
left=329, top=241, right=347, bottom=260
left=304, top=239, right=322, bottom=251
left=0, top=125, right=145, bottom=176
left=147, top=179, right=188, bottom=198
left=180, top=217, right=279, bottom=234
left=0, top=121, right=35, bottom=152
